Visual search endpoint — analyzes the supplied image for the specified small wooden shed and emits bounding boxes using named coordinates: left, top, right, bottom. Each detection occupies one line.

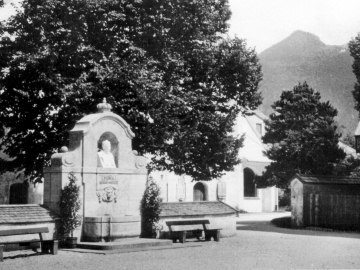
left=291, top=174, right=360, bottom=229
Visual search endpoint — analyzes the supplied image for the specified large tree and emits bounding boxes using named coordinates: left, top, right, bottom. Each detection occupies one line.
left=349, top=34, right=360, bottom=113
left=258, top=82, right=345, bottom=189
left=0, top=0, right=262, bottom=182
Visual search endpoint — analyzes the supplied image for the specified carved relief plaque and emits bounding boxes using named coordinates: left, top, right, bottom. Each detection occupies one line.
left=96, top=174, right=121, bottom=203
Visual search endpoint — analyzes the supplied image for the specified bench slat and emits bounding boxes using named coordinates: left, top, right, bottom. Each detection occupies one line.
left=166, top=219, right=210, bottom=226
left=0, top=227, right=49, bottom=237
left=0, top=239, right=40, bottom=245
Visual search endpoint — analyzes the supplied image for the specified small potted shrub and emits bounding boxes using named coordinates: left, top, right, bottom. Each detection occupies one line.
left=140, top=176, right=162, bottom=238
left=59, top=172, right=82, bottom=248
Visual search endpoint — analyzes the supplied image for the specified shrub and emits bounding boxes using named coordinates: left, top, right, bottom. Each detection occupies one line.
left=279, top=189, right=291, bottom=208
left=140, top=176, right=162, bottom=238
left=59, top=172, right=82, bottom=240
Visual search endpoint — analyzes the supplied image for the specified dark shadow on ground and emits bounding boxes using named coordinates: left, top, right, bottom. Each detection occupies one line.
left=2, top=251, right=48, bottom=261
left=237, top=218, right=360, bottom=239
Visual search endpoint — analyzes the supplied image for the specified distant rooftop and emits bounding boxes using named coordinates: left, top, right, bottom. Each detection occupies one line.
left=160, top=201, right=237, bottom=217
left=0, top=205, right=57, bottom=224
left=292, top=174, right=360, bottom=185
left=253, top=110, right=268, bottom=121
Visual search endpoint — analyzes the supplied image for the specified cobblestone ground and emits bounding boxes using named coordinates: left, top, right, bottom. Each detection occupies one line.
left=3, top=212, right=360, bottom=270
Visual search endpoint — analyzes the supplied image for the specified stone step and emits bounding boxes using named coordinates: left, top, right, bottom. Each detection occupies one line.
left=76, top=238, right=173, bottom=251
left=63, top=242, right=204, bottom=255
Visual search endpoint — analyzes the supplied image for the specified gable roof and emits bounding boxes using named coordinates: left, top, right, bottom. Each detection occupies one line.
left=0, top=204, right=57, bottom=224
left=236, top=111, right=271, bottom=163
left=160, top=201, right=237, bottom=217
left=253, top=110, right=268, bottom=121
left=292, top=174, right=360, bottom=185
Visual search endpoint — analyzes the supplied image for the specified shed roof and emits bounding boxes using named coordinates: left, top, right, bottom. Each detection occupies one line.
left=160, top=201, right=237, bottom=217
left=0, top=204, right=57, bottom=224
left=292, top=174, right=360, bottom=185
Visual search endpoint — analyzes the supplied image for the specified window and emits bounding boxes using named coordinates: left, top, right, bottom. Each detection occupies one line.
left=244, top=168, right=257, bottom=197
left=256, top=123, right=262, bottom=136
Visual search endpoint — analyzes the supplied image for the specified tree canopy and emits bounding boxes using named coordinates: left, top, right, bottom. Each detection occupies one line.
left=0, top=0, right=262, bottom=182
left=258, top=82, right=345, bottom=189
left=349, top=34, right=360, bottom=114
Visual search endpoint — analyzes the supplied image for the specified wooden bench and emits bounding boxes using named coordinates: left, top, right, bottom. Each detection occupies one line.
left=0, top=227, right=58, bottom=262
left=166, top=219, right=221, bottom=243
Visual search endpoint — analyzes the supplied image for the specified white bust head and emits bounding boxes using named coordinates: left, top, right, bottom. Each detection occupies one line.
left=98, top=140, right=116, bottom=168
left=101, top=140, right=111, bottom=153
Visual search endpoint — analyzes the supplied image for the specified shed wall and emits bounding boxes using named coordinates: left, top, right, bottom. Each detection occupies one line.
left=298, top=182, right=360, bottom=229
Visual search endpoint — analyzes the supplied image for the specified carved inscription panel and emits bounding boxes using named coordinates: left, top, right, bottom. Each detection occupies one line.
left=96, top=174, right=129, bottom=203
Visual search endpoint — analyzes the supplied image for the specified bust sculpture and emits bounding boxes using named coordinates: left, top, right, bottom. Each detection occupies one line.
left=97, top=140, right=116, bottom=168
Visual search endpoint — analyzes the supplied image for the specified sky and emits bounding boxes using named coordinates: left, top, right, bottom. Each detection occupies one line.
left=1, top=0, right=360, bottom=54
left=228, top=0, right=360, bottom=53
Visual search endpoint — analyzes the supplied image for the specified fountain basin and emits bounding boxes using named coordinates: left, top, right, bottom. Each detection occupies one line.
left=83, top=216, right=141, bottom=242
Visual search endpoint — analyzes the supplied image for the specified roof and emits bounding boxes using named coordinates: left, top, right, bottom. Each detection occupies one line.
left=160, top=201, right=237, bottom=217
left=292, top=174, right=360, bottom=185
left=0, top=204, right=58, bottom=224
left=236, top=112, right=271, bottom=163
left=253, top=110, right=268, bottom=121
left=71, top=111, right=134, bottom=138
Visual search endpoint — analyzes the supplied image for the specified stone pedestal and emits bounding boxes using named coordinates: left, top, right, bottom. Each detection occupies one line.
left=44, top=100, right=147, bottom=240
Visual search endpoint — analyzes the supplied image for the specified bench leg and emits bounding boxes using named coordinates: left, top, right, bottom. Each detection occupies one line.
left=193, top=230, right=202, bottom=240
left=52, top=240, right=58, bottom=255
left=0, top=245, right=3, bottom=262
left=205, top=230, right=220, bottom=241
left=169, top=232, right=177, bottom=243
left=205, top=233, right=211, bottom=241
left=214, top=230, right=220, bottom=242
left=179, top=231, right=186, bottom=244
left=42, top=240, right=58, bottom=255
left=170, top=231, right=187, bottom=243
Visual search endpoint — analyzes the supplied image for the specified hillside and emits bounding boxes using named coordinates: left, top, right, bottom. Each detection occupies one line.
left=259, top=30, right=358, bottom=136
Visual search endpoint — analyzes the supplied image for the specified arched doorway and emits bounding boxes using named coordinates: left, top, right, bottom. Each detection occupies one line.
left=193, top=182, right=207, bottom=201
left=9, top=182, right=28, bottom=204
left=244, top=168, right=257, bottom=197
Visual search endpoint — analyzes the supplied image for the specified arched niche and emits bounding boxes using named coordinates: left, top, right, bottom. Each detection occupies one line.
left=193, top=182, right=208, bottom=201
left=67, top=110, right=136, bottom=170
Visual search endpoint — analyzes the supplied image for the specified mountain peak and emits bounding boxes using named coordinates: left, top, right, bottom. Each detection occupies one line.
left=260, top=30, right=326, bottom=59
left=285, top=30, right=325, bottom=47
left=258, top=30, right=357, bottom=137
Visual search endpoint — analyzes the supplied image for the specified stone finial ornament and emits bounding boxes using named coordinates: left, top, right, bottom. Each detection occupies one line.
left=97, top=98, right=112, bottom=113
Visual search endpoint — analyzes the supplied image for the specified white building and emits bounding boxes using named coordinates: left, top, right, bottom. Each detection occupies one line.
left=151, top=111, right=279, bottom=213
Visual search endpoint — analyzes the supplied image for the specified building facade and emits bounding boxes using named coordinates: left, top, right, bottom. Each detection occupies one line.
left=151, top=111, right=279, bottom=213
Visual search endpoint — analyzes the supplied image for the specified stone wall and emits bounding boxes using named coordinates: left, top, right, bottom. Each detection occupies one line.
left=0, top=172, right=21, bottom=204
left=0, top=172, right=43, bottom=204
left=151, top=162, right=278, bottom=213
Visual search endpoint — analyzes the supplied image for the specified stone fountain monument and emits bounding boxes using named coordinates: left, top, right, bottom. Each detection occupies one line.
left=43, top=99, right=148, bottom=241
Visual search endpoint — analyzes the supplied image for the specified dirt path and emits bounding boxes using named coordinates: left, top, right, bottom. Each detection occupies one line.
left=3, top=212, right=360, bottom=269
